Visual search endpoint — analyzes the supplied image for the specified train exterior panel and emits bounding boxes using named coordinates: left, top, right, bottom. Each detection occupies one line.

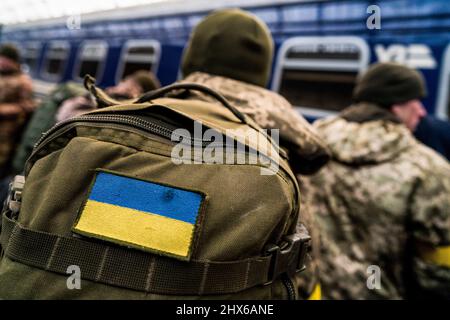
left=1, top=0, right=449, bottom=120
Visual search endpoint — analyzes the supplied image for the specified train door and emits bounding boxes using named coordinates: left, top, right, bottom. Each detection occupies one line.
left=272, top=36, right=370, bottom=118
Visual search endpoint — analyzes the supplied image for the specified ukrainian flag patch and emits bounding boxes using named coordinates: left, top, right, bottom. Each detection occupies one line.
left=73, top=170, right=205, bottom=260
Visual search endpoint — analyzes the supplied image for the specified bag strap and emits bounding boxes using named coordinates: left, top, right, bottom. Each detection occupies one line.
left=1, top=210, right=310, bottom=295
left=136, top=82, right=249, bottom=125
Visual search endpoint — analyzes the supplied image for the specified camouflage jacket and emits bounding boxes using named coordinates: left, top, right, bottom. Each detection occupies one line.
left=180, top=72, right=330, bottom=175
left=179, top=72, right=331, bottom=299
left=0, top=73, right=35, bottom=178
left=301, top=103, right=450, bottom=299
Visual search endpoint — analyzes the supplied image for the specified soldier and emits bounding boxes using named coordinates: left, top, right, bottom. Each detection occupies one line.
left=301, top=62, right=450, bottom=299
left=178, top=8, right=330, bottom=299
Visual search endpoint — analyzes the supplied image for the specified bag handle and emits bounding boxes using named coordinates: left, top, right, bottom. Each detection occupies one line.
left=84, top=75, right=285, bottom=159
left=84, top=75, right=126, bottom=107
left=137, top=82, right=286, bottom=159
left=85, top=75, right=248, bottom=125
left=136, top=82, right=250, bottom=125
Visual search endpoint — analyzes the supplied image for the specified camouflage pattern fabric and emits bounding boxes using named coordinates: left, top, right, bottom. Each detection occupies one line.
left=301, top=103, right=450, bottom=299
left=179, top=72, right=331, bottom=299
left=180, top=72, right=330, bottom=175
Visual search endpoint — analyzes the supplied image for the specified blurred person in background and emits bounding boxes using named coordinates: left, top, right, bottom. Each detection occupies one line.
left=178, top=8, right=331, bottom=300
left=0, top=44, right=36, bottom=203
left=11, top=82, right=87, bottom=177
left=6, top=70, right=160, bottom=206
left=55, top=70, right=160, bottom=122
left=106, top=70, right=160, bottom=100
left=301, top=63, right=450, bottom=299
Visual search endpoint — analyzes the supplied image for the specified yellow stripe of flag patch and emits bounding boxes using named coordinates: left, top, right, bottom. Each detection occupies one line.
left=73, top=171, right=204, bottom=260
left=75, top=200, right=195, bottom=257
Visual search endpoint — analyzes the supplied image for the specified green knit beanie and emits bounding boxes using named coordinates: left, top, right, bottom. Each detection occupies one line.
left=352, top=62, right=427, bottom=108
left=181, top=8, right=274, bottom=87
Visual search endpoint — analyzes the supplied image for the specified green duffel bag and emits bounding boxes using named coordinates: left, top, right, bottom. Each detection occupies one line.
left=0, top=76, right=310, bottom=299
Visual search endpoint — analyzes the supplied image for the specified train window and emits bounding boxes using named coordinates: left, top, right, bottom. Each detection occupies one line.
left=272, top=37, right=370, bottom=116
left=116, top=40, right=161, bottom=83
left=75, top=41, right=108, bottom=80
left=42, top=41, right=69, bottom=81
left=21, top=43, right=41, bottom=75
left=437, top=44, right=450, bottom=119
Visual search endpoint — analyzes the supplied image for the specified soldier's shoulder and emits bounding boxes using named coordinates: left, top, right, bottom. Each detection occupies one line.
left=223, top=75, right=292, bottom=110
left=407, top=140, right=450, bottom=175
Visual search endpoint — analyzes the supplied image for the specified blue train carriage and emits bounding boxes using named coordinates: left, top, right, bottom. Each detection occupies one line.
left=1, top=0, right=449, bottom=121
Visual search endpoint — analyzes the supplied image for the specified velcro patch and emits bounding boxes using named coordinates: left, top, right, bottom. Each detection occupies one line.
left=73, top=170, right=205, bottom=261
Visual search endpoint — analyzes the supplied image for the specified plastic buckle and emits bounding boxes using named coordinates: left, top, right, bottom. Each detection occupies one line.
left=5, top=175, right=25, bottom=215
left=263, top=244, right=281, bottom=286
left=288, top=231, right=312, bottom=273
left=263, top=230, right=311, bottom=286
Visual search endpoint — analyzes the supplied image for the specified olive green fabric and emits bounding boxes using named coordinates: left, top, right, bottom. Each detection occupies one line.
left=0, top=257, right=291, bottom=299
left=181, top=9, right=274, bottom=88
left=12, top=82, right=86, bottom=174
left=353, top=63, right=427, bottom=108
left=0, top=84, right=306, bottom=299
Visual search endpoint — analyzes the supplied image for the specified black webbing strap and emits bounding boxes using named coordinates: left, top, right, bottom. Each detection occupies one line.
left=1, top=212, right=310, bottom=295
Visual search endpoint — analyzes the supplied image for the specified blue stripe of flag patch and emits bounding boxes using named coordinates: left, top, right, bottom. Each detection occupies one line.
left=88, top=171, right=202, bottom=224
